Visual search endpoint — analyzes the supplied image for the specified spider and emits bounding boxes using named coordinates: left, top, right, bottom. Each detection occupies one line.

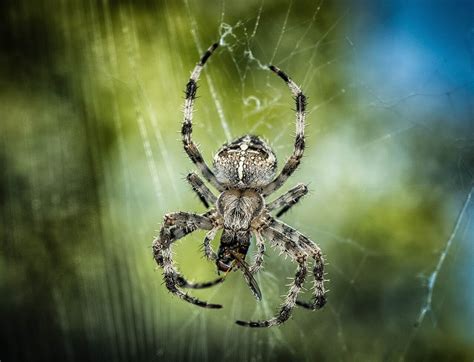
left=152, top=42, right=326, bottom=328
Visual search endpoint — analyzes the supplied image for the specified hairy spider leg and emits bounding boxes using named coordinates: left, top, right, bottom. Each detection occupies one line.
left=202, top=227, right=219, bottom=261
left=209, top=255, right=262, bottom=301
left=186, top=172, right=217, bottom=208
left=295, top=256, right=326, bottom=310
left=153, top=211, right=223, bottom=308
left=266, top=183, right=309, bottom=217
left=175, top=274, right=224, bottom=289
left=268, top=219, right=327, bottom=310
left=262, top=65, right=307, bottom=197
left=182, top=42, right=225, bottom=192
left=248, top=231, right=266, bottom=274
left=236, top=254, right=308, bottom=328
left=236, top=215, right=327, bottom=327
left=236, top=222, right=308, bottom=327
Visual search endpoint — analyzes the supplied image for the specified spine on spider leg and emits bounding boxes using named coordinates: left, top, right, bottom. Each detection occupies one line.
left=270, top=183, right=308, bottom=217
left=263, top=65, right=307, bottom=196
left=152, top=218, right=223, bottom=309
left=296, top=250, right=327, bottom=310
left=294, top=92, right=306, bottom=157
left=236, top=258, right=308, bottom=328
left=269, top=64, right=306, bottom=155
left=186, top=172, right=218, bottom=208
left=199, top=42, right=219, bottom=66
left=181, top=42, right=224, bottom=191
left=310, top=250, right=327, bottom=308
left=182, top=42, right=220, bottom=146
left=184, top=42, right=220, bottom=102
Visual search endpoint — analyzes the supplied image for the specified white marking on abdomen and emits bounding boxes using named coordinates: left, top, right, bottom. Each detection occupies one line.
left=238, top=155, right=245, bottom=180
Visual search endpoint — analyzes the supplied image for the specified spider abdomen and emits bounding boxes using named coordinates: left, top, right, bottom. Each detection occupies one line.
left=213, top=135, right=277, bottom=188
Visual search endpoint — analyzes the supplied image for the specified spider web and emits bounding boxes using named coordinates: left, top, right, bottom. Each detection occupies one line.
left=1, top=0, right=473, bottom=361
left=106, top=1, right=474, bottom=359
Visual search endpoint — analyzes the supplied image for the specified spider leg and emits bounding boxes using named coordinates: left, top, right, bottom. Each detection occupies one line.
left=179, top=226, right=223, bottom=288
left=175, top=274, right=224, bottom=289
left=262, top=66, right=306, bottom=197
left=267, top=218, right=327, bottom=310
left=186, top=172, right=217, bottom=208
left=236, top=221, right=309, bottom=327
left=236, top=255, right=307, bottom=328
left=183, top=42, right=224, bottom=192
left=152, top=211, right=223, bottom=308
left=266, top=183, right=308, bottom=217
left=295, top=261, right=326, bottom=310
left=202, top=226, right=219, bottom=261
left=248, top=230, right=265, bottom=274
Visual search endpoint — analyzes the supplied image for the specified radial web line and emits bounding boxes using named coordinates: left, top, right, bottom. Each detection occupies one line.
left=301, top=10, right=347, bottom=89
left=121, top=14, right=162, bottom=200
left=280, top=0, right=324, bottom=65
left=416, top=185, right=473, bottom=327
left=269, top=0, right=292, bottom=65
left=399, top=185, right=473, bottom=359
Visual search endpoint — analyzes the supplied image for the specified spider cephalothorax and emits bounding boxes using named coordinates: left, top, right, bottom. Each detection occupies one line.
left=216, top=189, right=263, bottom=270
left=152, top=42, right=327, bottom=327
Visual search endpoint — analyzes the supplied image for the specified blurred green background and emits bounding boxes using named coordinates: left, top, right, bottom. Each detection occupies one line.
left=1, top=0, right=473, bottom=361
